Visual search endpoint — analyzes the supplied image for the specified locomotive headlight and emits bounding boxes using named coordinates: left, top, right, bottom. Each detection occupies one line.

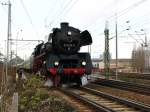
left=82, top=61, right=86, bottom=66
left=67, top=31, right=72, bottom=36
left=54, top=61, right=59, bottom=66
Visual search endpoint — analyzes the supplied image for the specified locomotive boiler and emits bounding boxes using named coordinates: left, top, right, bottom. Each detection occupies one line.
left=31, top=22, right=92, bottom=86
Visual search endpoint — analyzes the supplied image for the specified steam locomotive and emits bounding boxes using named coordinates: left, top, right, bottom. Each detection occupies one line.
left=31, top=22, right=92, bottom=86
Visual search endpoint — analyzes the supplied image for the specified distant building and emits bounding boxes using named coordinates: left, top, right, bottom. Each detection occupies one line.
left=92, top=58, right=102, bottom=68
left=9, top=56, right=24, bottom=66
left=92, top=58, right=132, bottom=72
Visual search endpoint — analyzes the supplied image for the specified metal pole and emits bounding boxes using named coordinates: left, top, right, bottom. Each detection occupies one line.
left=6, top=0, right=11, bottom=87
left=2, top=1, right=11, bottom=112
left=115, top=14, right=118, bottom=80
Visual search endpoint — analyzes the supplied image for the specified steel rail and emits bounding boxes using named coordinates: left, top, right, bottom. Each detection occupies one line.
left=60, top=87, right=150, bottom=112
left=110, top=72, right=150, bottom=80
left=60, top=88, right=116, bottom=112
left=82, top=86, right=150, bottom=112
left=92, top=77, right=150, bottom=95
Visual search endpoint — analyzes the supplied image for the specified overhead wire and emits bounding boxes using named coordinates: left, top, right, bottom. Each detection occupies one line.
left=120, top=15, right=150, bottom=42
left=42, top=0, right=76, bottom=39
left=17, top=41, right=33, bottom=50
left=83, top=0, right=118, bottom=30
left=0, top=0, right=23, bottom=36
left=42, top=0, right=65, bottom=36
left=17, top=42, right=38, bottom=51
left=0, top=1, right=8, bottom=13
left=130, top=19, right=150, bottom=30
left=48, top=0, right=74, bottom=28
left=135, top=31, right=145, bottom=43
left=44, top=0, right=59, bottom=25
left=55, top=0, right=79, bottom=26
left=116, top=0, right=147, bottom=18
left=128, top=34, right=144, bottom=46
left=125, top=25, right=147, bottom=46
left=19, top=0, right=40, bottom=38
left=118, top=7, right=150, bottom=31
left=88, top=0, right=147, bottom=33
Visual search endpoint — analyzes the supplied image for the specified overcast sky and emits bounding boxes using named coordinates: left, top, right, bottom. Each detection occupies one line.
left=0, top=0, right=150, bottom=59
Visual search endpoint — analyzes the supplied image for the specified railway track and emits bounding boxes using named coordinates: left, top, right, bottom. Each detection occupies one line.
left=60, top=87, right=150, bottom=112
left=92, top=76, right=150, bottom=96
left=123, top=74, right=150, bottom=80
left=115, top=73, right=150, bottom=80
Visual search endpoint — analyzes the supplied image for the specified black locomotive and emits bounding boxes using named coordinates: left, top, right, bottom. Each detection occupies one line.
left=31, top=22, right=92, bottom=86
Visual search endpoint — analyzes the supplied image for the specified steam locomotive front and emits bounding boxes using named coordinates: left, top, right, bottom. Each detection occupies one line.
left=45, top=22, right=92, bottom=85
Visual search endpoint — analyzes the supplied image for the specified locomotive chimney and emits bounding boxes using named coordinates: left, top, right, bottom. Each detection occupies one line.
left=61, top=22, right=69, bottom=29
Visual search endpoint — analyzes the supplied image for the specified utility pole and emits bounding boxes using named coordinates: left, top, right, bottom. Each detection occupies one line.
left=6, top=0, right=11, bottom=84
left=6, top=0, right=11, bottom=87
left=1, top=1, right=11, bottom=112
left=104, top=21, right=110, bottom=79
left=115, top=14, right=118, bottom=80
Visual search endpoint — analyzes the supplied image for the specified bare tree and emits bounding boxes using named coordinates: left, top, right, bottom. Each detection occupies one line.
left=131, top=47, right=136, bottom=72
left=131, top=46, right=145, bottom=72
